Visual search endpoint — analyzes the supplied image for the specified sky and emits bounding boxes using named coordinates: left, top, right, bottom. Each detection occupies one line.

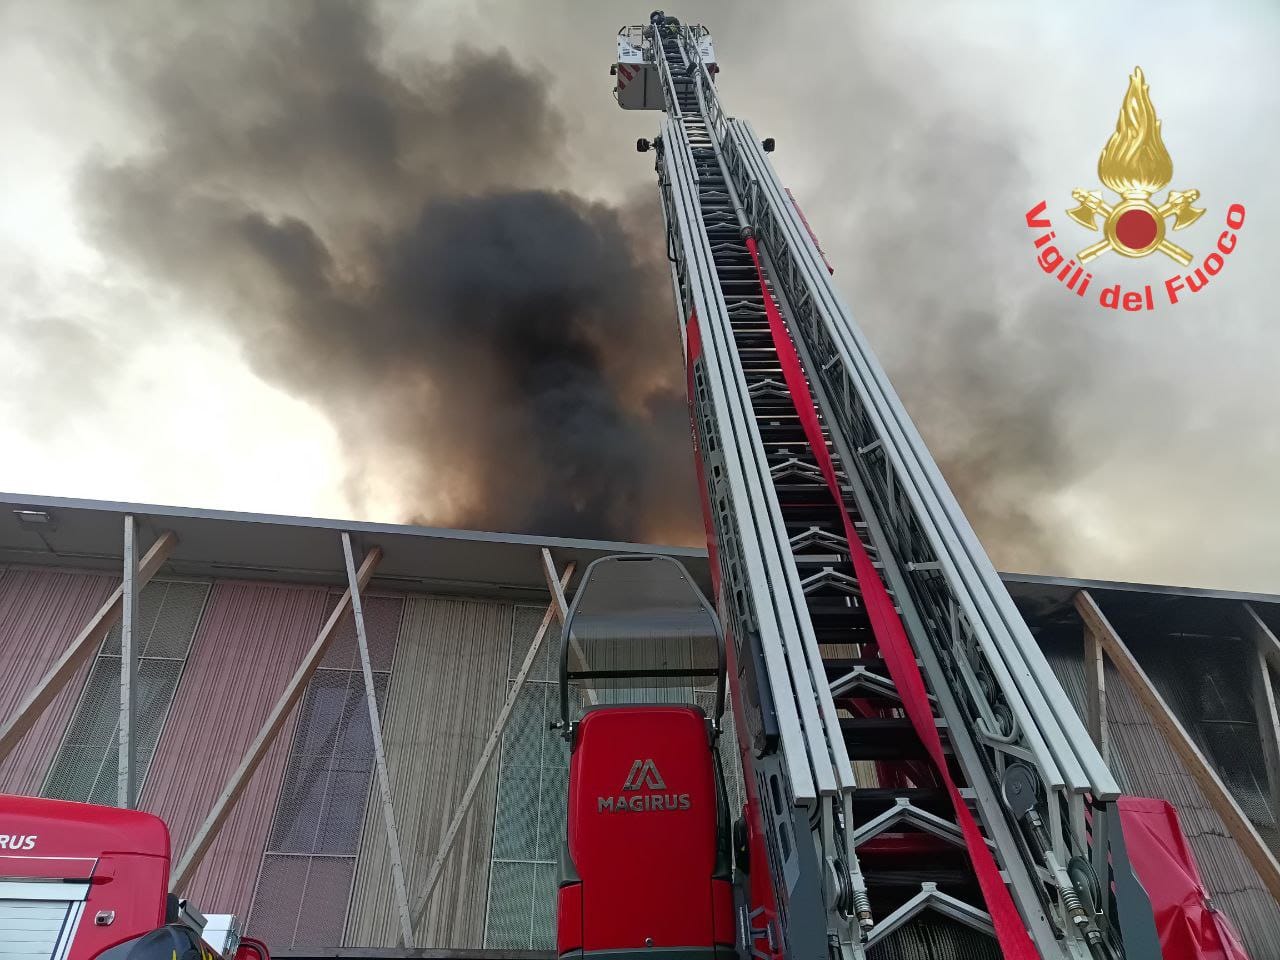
left=0, top=0, right=1277, bottom=593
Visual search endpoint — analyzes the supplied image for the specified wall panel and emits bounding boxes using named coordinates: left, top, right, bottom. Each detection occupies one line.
left=345, top=597, right=512, bottom=948
left=0, top=568, right=115, bottom=794
left=141, top=581, right=327, bottom=918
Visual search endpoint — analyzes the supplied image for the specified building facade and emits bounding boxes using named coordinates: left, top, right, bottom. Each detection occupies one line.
left=1, top=493, right=1277, bottom=957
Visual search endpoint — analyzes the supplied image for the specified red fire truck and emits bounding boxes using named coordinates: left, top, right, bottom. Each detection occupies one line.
left=0, top=793, right=266, bottom=960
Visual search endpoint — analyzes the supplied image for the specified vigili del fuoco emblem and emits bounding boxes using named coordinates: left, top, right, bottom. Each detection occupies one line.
left=1067, top=67, right=1203, bottom=265
left=1025, top=65, right=1244, bottom=311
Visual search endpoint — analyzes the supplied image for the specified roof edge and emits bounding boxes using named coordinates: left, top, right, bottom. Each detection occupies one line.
left=999, top=570, right=1280, bottom=607
left=0, top=490, right=705, bottom=558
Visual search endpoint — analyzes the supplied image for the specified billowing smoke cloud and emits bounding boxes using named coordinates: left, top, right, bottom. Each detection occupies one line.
left=74, top=2, right=700, bottom=541
left=820, top=113, right=1094, bottom=573
left=713, top=0, right=1279, bottom=587
left=7, top=0, right=1275, bottom=589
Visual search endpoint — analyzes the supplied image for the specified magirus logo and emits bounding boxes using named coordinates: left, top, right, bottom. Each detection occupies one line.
left=1027, top=67, right=1245, bottom=312
left=598, top=759, right=690, bottom=812
left=622, top=758, right=666, bottom=791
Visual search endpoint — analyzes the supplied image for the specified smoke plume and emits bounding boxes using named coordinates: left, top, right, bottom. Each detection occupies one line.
left=75, top=1, right=700, bottom=542
left=10, top=0, right=1274, bottom=589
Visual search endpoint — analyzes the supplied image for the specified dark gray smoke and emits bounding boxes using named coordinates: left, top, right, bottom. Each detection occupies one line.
left=75, top=2, right=699, bottom=541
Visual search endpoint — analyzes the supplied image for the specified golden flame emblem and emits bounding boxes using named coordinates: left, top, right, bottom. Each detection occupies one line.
left=1067, top=67, right=1204, bottom=265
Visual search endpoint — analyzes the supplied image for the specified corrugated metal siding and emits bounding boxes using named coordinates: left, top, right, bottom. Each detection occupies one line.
left=247, top=593, right=402, bottom=950
left=0, top=567, right=115, bottom=795
left=141, top=581, right=327, bottom=918
left=1043, top=634, right=1280, bottom=960
left=345, top=597, right=513, bottom=948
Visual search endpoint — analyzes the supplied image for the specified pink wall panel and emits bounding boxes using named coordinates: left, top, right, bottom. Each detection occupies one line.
left=0, top=567, right=116, bottom=794
left=141, top=581, right=327, bottom=917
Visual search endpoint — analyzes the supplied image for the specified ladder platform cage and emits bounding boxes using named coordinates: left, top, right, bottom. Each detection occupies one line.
left=557, top=555, right=726, bottom=731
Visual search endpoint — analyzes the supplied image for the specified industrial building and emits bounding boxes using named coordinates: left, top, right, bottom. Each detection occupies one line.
left=0, top=491, right=1278, bottom=958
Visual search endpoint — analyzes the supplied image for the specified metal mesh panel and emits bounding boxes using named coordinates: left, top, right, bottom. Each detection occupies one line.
left=500, top=682, right=546, bottom=763
left=294, top=856, right=357, bottom=948
left=42, top=580, right=207, bottom=804
left=267, top=669, right=387, bottom=857
left=248, top=854, right=308, bottom=947
left=318, top=592, right=403, bottom=673
left=317, top=767, right=375, bottom=856
left=491, top=764, right=541, bottom=862
left=269, top=753, right=329, bottom=855
left=484, top=861, right=540, bottom=950
left=535, top=763, right=567, bottom=862
left=318, top=607, right=358, bottom=671
left=251, top=596, right=399, bottom=951
left=530, top=861, right=558, bottom=950
left=43, top=660, right=116, bottom=803
left=487, top=600, right=565, bottom=952
left=509, top=605, right=550, bottom=681
left=100, top=585, right=162, bottom=657
left=143, top=582, right=210, bottom=658
left=541, top=694, right=568, bottom=770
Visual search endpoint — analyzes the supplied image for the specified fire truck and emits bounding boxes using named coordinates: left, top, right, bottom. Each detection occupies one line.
left=0, top=10, right=1251, bottom=960
left=0, top=794, right=265, bottom=960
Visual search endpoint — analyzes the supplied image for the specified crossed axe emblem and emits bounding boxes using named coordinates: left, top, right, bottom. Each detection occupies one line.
left=1067, top=188, right=1205, bottom=266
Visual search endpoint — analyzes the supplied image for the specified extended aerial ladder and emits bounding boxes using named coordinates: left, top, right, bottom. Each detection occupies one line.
left=613, top=13, right=1170, bottom=960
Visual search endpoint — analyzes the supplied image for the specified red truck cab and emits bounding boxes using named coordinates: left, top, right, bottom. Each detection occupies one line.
left=0, top=794, right=262, bottom=960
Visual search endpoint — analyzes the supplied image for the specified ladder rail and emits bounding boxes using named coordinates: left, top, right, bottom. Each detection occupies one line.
left=634, top=15, right=1127, bottom=958
left=659, top=108, right=834, bottom=960
left=722, top=106, right=1121, bottom=949
left=722, top=105, right=1121, bottom=801
left=652, top=33, right=859, bottom=959
left=727, top=120, right=1116, bottom=799
left=680, top=22, right=852, bottom=801
left=762, top=242, right=1071, bottom=953
left=654, top=19, right=994, bottom=957
left=659, top=110, right=815, bottom=801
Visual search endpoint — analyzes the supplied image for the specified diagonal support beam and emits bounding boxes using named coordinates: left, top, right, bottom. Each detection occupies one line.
left=408, top=550, right=574, bottom=942
left=171, top=545, right=382, bottom=892
left=343, top=533, right=414, bottom=947
left=1075, top=589, right=1280, bottom=900
left=0, top=529, right=177, bottom=764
